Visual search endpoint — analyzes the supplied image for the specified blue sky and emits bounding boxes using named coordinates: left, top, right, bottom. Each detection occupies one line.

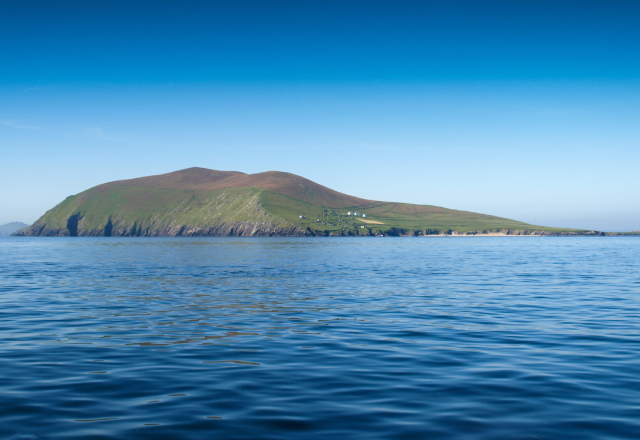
left=1, top=0, right=639, bottom=231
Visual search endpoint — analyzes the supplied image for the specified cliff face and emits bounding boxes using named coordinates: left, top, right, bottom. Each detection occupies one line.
left=20, top=167, right=604, bottom=237
left=24, top=217, right=306, bottom=237
left=23, top=186, right=306, bottom=237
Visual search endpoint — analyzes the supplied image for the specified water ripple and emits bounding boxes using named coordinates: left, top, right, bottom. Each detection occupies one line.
left=1, top=237, right=640, bottom=439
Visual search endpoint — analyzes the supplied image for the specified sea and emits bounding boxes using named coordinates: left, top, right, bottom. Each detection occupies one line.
left=1, top=237, right=639, bottom=440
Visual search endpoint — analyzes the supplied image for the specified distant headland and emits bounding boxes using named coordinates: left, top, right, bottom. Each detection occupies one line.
left=16, top=168, right=632, bottom=237
left=0, top=222, right=27, bottom=237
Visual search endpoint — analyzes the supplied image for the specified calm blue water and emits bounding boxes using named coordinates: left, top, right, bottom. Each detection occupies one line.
left=1, top=237, right=639, bottom=439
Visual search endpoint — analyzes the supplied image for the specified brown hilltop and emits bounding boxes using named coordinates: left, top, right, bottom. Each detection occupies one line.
left=103, top=167, right=373, bottom=208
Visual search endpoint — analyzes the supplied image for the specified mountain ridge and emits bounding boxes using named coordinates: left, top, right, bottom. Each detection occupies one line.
left=104, top=167, right=372, bottom=208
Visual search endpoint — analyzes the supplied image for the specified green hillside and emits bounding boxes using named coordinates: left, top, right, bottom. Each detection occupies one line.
left=21, top=167, right=598, bottom=237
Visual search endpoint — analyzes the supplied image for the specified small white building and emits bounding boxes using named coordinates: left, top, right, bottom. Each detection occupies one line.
left=347, top=212, right=353, bottom=215
left=299, top=215, right=306, bottom=219
left=362, top=214, right=367, bottom=218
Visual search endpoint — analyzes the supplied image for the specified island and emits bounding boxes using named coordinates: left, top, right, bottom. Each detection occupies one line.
left=18, top=167, right=609, bottom=237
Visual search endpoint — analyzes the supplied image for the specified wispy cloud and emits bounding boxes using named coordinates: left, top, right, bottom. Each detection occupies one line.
left=1, top=119, right=42, bottom=130
left=66, top=125, right=140, bottom=144
left=250, top=143, right=501, bottom=153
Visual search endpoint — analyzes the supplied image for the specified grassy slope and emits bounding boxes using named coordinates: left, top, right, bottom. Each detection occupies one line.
left=260, top=192, right=579, bottom=235
left=32, top=186, right=293, bottom=235
left=108, top=168, right=371, bottom=208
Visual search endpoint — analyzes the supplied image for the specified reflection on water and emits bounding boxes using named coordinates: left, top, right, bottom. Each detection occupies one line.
left=1, top=237, right=640, bottom=439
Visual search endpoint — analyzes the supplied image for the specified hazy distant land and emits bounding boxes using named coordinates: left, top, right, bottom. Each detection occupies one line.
left=1, top=222, right=27, bottom=237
